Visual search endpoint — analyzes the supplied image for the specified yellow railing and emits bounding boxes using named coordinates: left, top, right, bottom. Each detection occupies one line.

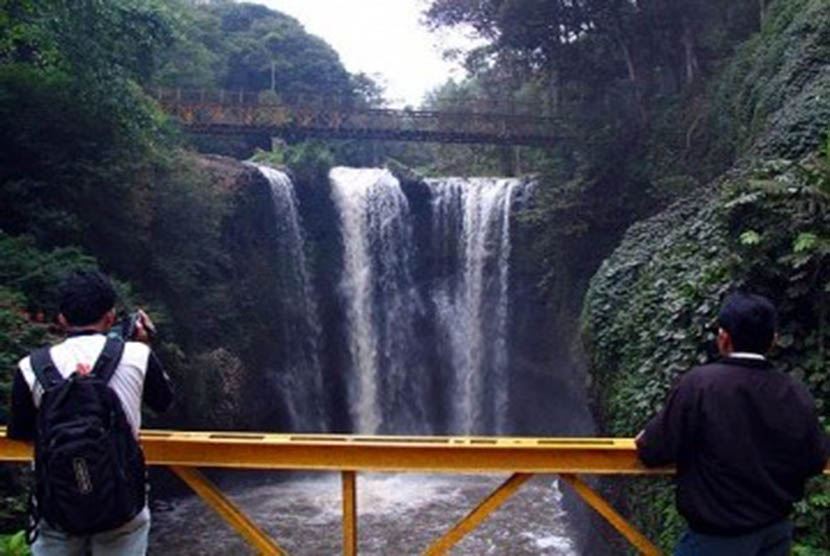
left=10, top=428, right=823, bottom=554
left=0, top=427, right=667, bottom=554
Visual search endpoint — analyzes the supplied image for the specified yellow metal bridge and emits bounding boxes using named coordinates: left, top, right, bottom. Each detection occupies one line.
left=2, top=428, right=826, bottom=554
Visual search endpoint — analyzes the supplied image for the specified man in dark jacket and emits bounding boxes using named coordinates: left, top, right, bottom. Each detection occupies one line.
left=636, top=292, right=827, bottom=555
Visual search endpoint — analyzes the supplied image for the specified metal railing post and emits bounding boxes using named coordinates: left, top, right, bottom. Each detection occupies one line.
left=342, top=471, right=358, bottom=556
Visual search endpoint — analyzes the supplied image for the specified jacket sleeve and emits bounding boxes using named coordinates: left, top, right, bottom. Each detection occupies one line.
left=142, top=351, right=173, bottom=413
left=813, top=432, right=830, bottom=476
left=7, top=367, right=37, bottom=441
left=636, top=373, right=696, bottom=467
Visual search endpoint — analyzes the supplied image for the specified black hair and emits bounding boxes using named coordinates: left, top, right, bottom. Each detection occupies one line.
left=717, top=292, right=777, bottom=354
left=58, top=271, right=117, bottom=327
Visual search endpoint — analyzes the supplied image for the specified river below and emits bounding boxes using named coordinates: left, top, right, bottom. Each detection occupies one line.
left=149, top=473, right=578, bottom=555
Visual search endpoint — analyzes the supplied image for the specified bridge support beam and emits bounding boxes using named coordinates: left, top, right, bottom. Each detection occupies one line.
left=8, top=428, right=757, bottom=554
left=170, top=466, right=287, bottom=555
left=342, top=471, right=358, bottom=556
left=560, top=473, right=660, bottom=555
left=423, top=472, right=531, bottom=555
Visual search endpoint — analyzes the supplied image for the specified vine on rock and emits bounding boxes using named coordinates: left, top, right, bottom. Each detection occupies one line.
left=582, top=152, right=830, bottom=552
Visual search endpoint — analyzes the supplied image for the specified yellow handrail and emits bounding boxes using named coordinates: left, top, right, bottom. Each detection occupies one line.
left=2, top=427, right=825, bottom=555
left=0, top=427, right=667, bottom=473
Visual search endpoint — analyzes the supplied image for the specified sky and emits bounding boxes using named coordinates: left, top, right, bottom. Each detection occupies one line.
left=253, top=0, right=478, bottom=107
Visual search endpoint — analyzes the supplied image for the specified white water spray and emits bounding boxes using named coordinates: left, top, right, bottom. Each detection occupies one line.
left=329, top=167, right=425, bottom=434
left=426, top=177, right=523, bottom=434
left=251, top=164, right=325, bottom=431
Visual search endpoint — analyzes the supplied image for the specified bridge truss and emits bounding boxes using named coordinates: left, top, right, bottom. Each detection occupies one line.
left=3, top=428, right=664, bottom=554
left=152, top=89, right=564, bottom=147
left=4, top=428, right=828, bottom=554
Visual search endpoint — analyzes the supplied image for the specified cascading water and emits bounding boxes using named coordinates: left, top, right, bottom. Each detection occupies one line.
left=426, top=177, right=523, bottom=434
left=329, top=167, right=428, bottom=434
left=329, top=168, right=526, bottom=435
left=251, top=163, right=325, bottom=431
left=153, top=166, right=587, bottom=555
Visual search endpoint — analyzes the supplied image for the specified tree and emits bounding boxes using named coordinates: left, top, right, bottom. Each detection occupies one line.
left=158, top=1, right=355, bottom=100
left=425, top=0, right=763, bottom=102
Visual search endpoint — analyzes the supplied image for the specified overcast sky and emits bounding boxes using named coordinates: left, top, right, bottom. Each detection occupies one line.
left=252, top=0, right=477, bottom=107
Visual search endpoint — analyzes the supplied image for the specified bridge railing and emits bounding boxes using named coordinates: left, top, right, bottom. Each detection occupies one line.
left=149, top=88, right=546, bottom=116
left=149, top=88, right=563, bottom=146
left=6, top=428, right=828, bottom=554
left=1, top=427, right=671, bottom=555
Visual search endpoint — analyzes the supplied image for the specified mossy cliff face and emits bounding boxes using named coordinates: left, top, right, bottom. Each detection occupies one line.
left=584, top=160, right=830, bottom=433
left=581, top=0, right=830, bottom=550
left=708, top=0, right=830, bottom=162
left=170, top=154, right=350, bottom=432
left=171, top=153, right=349, bottom=432
left=153, top=155, right=314, bottom=432
left=584, top=159, right=830, bottom=551
left=141, top=155, right=269, bottom=431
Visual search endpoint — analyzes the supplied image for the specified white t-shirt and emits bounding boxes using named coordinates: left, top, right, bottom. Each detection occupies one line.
left=18, top=334, right=153, bottom=437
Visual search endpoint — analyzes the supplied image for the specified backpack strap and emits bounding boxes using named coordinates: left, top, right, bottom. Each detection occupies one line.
left=91, top=337, right=126, bottom=384
left=29, top=346, right=63, bottom=391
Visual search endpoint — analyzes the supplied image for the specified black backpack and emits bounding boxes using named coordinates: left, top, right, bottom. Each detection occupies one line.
left=28, top=337, right=146, bottom=537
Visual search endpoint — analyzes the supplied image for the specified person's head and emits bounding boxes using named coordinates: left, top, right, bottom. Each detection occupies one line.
left=57, top=271, right=117, bottom=330
left=716, top=292, right=777, bottom=355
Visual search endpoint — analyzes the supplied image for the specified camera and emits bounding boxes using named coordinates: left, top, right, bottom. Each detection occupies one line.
left=108, top=311, right=156, bottom=341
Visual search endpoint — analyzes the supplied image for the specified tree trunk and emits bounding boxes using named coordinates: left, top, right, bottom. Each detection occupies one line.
left=547, top=68, right=560, bottom=117
left=759, top=0, right=766, bottom=29
left=270, top=61, right=276, bottom=92
left=621, top=40, right=637, bottom=84
left=681, top=17, right=700, bottom=86
left=618, top=38, right=646, bottom=121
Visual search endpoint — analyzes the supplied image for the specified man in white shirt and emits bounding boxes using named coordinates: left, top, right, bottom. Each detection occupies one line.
left=7, top=271, right=173, bottom=555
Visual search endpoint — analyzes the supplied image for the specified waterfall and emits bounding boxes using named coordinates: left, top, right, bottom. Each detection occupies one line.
left=426, top=177, right=522, bottom=434
left=250, top=164, right=325, bottom=431
left=329, top=167, right=427, bottom=434
left=329, top=169, right=525, bottom=434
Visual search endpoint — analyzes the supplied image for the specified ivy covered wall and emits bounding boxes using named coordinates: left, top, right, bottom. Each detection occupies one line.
left=580, top=0, right=830, bottom=550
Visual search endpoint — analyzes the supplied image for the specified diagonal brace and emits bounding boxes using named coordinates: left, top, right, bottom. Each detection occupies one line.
left=423, top=473, right=532, bottom=555
left=559, top=473, right=660, bottom=555
left=169, top=466, right=288, bottom=556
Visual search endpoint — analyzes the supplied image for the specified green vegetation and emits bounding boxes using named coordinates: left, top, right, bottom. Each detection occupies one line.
left=430, top=0, right=830, bottom=551
left=0, top=0, right=383, bottom=531
left=576, top=0, right=830, bottom=546
left=0, top=531, right=30, bottom=556
left=583, top=152, right=830, bottom=553
left=423, top=0, right=759, bottom=180
left=155, top=0, right=357, bottom=98
left=1, top=0, right=828, bottom=549
left=0, top=0, right=376, bottom=424
left=152, top=0, right=384, bottom=159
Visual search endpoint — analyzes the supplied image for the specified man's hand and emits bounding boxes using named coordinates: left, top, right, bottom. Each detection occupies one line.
left=132, top=309, right=156, bottom=343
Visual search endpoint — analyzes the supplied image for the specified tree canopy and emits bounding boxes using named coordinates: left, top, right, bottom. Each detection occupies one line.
left=154, top=0, right=359, bottom=101
left=425, top=0, right=761, bottom=91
